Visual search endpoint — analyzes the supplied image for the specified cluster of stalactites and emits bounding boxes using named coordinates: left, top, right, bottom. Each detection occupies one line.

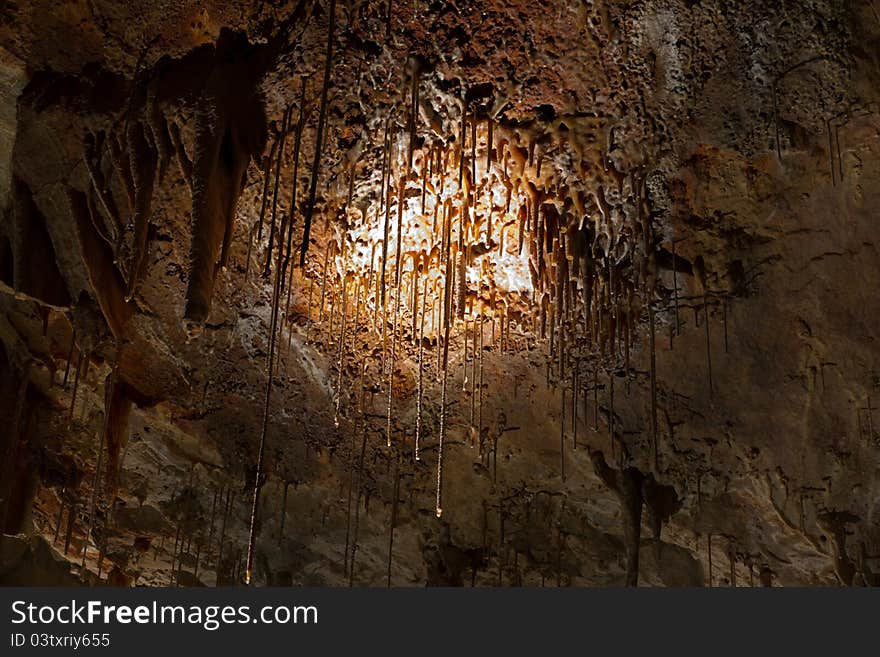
left=293, top=92, right=662, bottom=524
left=316, top=108, right=656, bottom=373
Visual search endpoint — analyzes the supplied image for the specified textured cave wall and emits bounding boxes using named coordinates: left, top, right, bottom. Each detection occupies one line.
left=0, top=0, right=878, bottom=588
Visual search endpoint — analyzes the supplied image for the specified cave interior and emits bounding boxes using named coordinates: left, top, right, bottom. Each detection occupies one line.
left=0, top=0, right=879, bottom=587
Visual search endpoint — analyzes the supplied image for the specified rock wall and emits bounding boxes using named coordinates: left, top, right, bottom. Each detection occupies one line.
left=0, top=0, right=878, bottom=587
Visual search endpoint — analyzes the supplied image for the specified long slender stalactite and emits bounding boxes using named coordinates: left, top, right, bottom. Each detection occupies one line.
left=299, top=0, right=337, bottom=266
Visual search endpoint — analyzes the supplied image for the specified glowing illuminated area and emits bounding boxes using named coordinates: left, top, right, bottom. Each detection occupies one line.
left=336, top=123, right=535, bottom=338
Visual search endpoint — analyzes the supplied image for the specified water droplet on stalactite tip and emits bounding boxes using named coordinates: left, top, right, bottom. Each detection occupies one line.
left=435, top=507, right=443, bottom=518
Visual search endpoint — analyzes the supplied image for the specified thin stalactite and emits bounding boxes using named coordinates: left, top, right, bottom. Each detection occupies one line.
left=245, top=205, right=290, bottom=584
left=216, top=486, right=233, bottom=584
left=300, top=0, right=338, bottom=266
left=263, top=105, right=293, bottom=277
left=53, top=489, right=65, bottom=545
left=386, top=284, right=398, bottom=447
left=278, top=480, right=289, bottom=547
left=67, top=351, right=86, bottom=426
left=280, top=78, right=309, bottom=311
left=80, top=371, right=113, bottom=570
left=415, top=273, right=427, bottom=461
left=253, top=133, right=279, bottom=264
left=348, top=429, right=368, bottom=587
left=335, top=275, right=349, bottom=426
left=386, top=454, right=400, bottom=586
left=649, top=302, right=659, bottom=472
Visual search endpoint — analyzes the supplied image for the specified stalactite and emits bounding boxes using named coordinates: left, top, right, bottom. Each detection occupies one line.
left=420, top=165, right=427, bottom=215
left=408, top=62, right=419, bottom=171
left=69, top=188, right=134, bottom=340
left=81, top=372, right=113, bottom=569
left=462, top=316, right=469, bottom=393
left=255, top=135, right=279, bottom=246
left=827, top=119, right=836, bottom=186
left=83, top=133, right=122, bottom=245
left=108, top=130, right=135, bottom=213
left=468, top=319, right=477, bottom=441
left=707, top=533, right=713, bottom=587
left=62, top=331, right=76, bottom=388
left=192, top=539, right=202, bottom=582
left=456, top=249, right=467, bottom=320
left=335, top=275, right=349, bottom=427
left=722, top=298, right=729, bottom=354
left=704, top=298, right=714, bottom=397
left=67, top=351, right=86, bottom=425
left=124, top=120, right=159, bottom=301
left=245, top=201, right=291, bottom=583
left=300, top=0, right=337, bottom=266
left=207, top=485, right=219, bottom=547
left=343, top=424, right=356, bottom=576
left=172, top=537, right=189, bottom=588
left=394, top=176, right=405, bottom=288
left=319, top=241, right=333, bottom=322
left=436, top=250, right=453, bottom=518
left=560, top=386, right=566, bottom=481
left=264, top=105, right=292, bottom=277
left=170, top=521, right=182, bottom=585
left=572, top=366, right=578, bottom=450
left=168, top=121, right=193, bottom=190
left=728, top=543, right=737, bottom=587
left=183, top=31, right=272, bottom=332
left=146, top=79, right=172, bottom=184
left=350, top=273, right=363, bottom=362
left=406, top=260, right=416, bottom=344
left=415, top=273, right=426, bottom=461
left=435, top=282, right=443, bottom=375
left=290, top=239, right=319, bottom=357
left=84, top=185, right=115, bottom=256
left=386, top=455, right=400, bottom=586
left=216, top=486, right=232, bottom=582
left=377, top=120, right=390, bottom=279
left=648, top=302, right=659, bottom=472
left=458, top=100, right=466, bottom=190
left=386, top=282, right=399, bottom=447
left=380, top=145, right=394, bottom=307
left=436, top=357, right=448, bottom=516
left=470, top=110, right=477, bottom=197
left=486, top=117, right=493, bottom=170
left=608, top=368, right=615, bottom=462
left=53, top=489, right=65, bottom=545
left=478, top=312, right=484, bottom=441
left=299, top=276, right=313, bottom=344
left=671, top=240, right=680, bottom=335
left=327, top=272, right=338, bottom=347
left=348, top=429, right=368, bottom=586
left=64, top=502, right=77, bottom=555
left=278, top=480, right=289, bottom=546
